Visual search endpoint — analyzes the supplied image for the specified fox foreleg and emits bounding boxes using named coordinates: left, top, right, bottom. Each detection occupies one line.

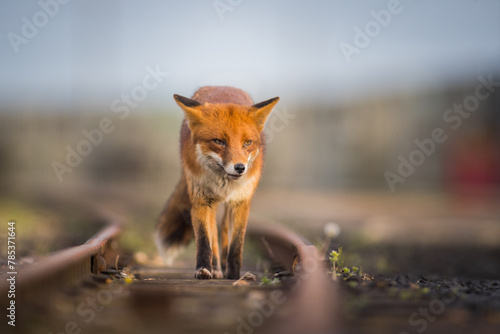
left=191, top=201, right=218, bottom=279
left=225, top=201, right=250, bottom=279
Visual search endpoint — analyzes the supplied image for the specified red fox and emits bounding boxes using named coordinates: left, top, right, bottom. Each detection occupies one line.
left=156, top=86, right=279, bottom=279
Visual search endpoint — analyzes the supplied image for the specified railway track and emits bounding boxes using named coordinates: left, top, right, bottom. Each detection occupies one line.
left=3, top=196, right=500, bottom=334
left=0, top=207, right=336, bottom=334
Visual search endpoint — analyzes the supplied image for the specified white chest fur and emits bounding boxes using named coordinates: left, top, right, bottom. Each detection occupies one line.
left=186, top=168, right=257, bottom=204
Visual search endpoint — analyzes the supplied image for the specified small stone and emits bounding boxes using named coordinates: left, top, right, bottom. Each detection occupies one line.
left=240, top=272, right=257, bottom=281
left=233, top=280, right=250, bottom=287
left=233, top=272, right=256, bottom=287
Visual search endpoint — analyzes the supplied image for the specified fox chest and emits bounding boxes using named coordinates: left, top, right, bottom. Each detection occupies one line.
left=188, top=172, right=257, bottom=204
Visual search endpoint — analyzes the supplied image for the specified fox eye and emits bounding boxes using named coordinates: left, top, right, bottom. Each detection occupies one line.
left=213, top=139, right=226, bottom=146
left=244, top=140, right=252, bottom=147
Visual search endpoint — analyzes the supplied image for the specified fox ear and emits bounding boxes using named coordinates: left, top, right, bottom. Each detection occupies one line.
left=174, top=94, right=203, bottom=128
left=251, top=97, right=279, bottom=130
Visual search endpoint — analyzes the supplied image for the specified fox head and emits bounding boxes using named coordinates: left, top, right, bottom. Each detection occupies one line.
left=174, top=94, right=279, bottom=180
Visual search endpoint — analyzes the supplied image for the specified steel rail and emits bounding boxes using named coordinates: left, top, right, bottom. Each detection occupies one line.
left=248, top=219, right=337, bottom=334
left=0, top=214, right=122, bottom=307
left=0, top=209, right=336, bottom=333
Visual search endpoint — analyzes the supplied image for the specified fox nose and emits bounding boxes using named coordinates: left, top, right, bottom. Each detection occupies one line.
left=234, top=163, right=246, bottom=174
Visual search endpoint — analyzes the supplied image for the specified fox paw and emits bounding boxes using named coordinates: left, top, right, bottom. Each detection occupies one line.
left=213, top=270, right=223, bottom=279
left=194, top=268, right=212, bottom=279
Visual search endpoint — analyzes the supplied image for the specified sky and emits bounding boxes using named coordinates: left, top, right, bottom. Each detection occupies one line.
left=1, top=0, right=499, bottom=111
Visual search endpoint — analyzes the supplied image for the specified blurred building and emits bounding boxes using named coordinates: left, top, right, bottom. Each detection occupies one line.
left=1, top=76, right=498, bottom=196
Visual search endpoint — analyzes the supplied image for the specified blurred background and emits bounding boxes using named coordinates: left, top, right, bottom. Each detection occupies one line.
left=1, top=0, right=500, bottom=275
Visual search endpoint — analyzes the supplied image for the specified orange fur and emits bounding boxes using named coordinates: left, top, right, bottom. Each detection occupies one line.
left=156, top=86, right=279, bottom=279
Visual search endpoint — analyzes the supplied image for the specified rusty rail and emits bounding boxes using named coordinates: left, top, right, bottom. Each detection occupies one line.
left=0, top=213, right=122, bottom=306
left=248, top=219, right=337, bottom=334
left=1, top=207, right=336, bottom=333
